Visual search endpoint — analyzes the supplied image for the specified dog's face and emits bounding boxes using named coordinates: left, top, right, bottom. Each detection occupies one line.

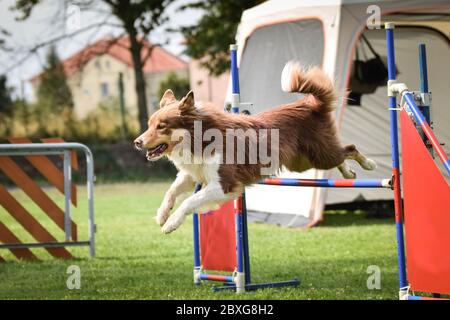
left=134, top=89, right=195, bottom=161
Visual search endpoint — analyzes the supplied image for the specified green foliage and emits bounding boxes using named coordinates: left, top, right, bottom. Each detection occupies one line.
left=36, top=45, right=73, bottom=113
left=0, top=75, right=13, bottom=114
left=104, top=0, right=174, bottom=36
left=73, top=101, right=139, bottom=143
left=7, top=99, right=31, bottom=136
left=0, top=75, right=14, bottom=136
left=34, top=45, right=74, bottom=134
left=0, top=99, right=140, bottom=144
left=9, top=0, right=42, bottom=21
left=178, top=0, right=265, bottom=76
left=157, top=71, right=190, bottom=101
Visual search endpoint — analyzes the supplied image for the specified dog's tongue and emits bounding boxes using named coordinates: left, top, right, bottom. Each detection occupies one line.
left=146, top=143, right=167, bottom=159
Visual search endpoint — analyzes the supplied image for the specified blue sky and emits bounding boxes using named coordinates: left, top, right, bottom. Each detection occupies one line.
left=0, top=0, right=202, bottom=100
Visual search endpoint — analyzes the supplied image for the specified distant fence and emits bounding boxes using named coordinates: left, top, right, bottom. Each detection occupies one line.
left=0, top=139, right=95, bottom=261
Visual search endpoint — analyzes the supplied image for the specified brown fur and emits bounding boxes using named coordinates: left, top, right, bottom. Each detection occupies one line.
left=135, top=66, right=374, bottom=195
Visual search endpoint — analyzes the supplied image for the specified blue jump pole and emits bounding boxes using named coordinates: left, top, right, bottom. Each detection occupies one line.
left=230, top=44, right=241, bottom=114
left=258, top=178, right=392, bottom=188
left=230, top=44, right=248, bottom=292
left=192, top=183, right=202, bottom=285
left=385, top=22, right=408, bottom=298
left=418, top=43, right=431, bottom=125
left=234, top=199, right=245, bottom=293
left=200, top=273, right=234, bottom=283
left=240, top=192, right=251, bottom=284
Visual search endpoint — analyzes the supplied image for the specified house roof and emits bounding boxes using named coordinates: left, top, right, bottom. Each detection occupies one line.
left=32, top=36, right=187, bottom=81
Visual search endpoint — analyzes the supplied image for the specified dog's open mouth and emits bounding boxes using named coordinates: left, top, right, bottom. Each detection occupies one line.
left=146, top=143, right=168, bottom=160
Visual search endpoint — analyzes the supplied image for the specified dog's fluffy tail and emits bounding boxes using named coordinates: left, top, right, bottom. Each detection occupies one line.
left=281, top=61, right=335, bottom=113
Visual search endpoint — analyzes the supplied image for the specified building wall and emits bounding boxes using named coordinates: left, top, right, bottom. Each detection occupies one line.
left=145, top=68, right=189, bottom=114
left=31, top=54, right=189, bottom=119
left=189, top=60, right=229, bottom=109
left=67, top=55, right=137, bottom=118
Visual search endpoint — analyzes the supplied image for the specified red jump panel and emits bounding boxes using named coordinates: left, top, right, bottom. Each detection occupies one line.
left=400, top=110, right=450, bottom=295
left=199, top=200, right=237, bottom=272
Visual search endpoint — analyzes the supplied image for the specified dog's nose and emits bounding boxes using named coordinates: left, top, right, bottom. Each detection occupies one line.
left=134, top=138, right=143, bottom=149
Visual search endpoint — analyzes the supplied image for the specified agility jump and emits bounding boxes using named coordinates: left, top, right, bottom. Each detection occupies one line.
left=385, top=22, right=449, bottom=299
left=192, top=44, right=391, bottom=293
left=192, top=23, right=449, bottom=298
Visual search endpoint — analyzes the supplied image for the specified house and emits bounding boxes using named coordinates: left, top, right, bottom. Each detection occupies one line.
left=31, top=36, right=188, bottom=118
left=188, top=59, right=229, bottom=109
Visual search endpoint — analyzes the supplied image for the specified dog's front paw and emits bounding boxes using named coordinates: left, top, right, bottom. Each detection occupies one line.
left=156, top=206, right=170, bottom=226
left=161, top=211, right=186, bottom=234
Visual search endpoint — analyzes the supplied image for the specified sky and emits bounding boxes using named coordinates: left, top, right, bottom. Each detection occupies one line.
left=0, top=0, right=202, bottom=101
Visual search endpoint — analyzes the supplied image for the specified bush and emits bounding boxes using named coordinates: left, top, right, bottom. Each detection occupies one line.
left=157, top=71, right=190, bottom=100
left=0, top=99, right=140, bottom=144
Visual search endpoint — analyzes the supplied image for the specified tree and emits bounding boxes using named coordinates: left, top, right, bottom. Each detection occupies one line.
left=0, top=75, right=13, bottom=114
left=178, top=0, right=265, bottom=76
left=157, top=72, right=190, bottom=102
left=0, top=75, right=14, bottom=135
left=12, top=0, right=175, bottom=132
left=104, top=0, right=174, bottom=131
left=37, top=45, right=74, bottom=112
left=0, top=28, right=11, bottom=52
left=34, top=45, right=73, bottom=134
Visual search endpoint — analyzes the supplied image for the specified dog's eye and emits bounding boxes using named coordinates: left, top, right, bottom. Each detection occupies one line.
left=156, top=123, right=166, bottom=130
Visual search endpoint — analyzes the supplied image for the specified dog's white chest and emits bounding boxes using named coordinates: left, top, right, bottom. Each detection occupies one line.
left=168, top=153, right=221, bottom=185
left=180, top=163, right=207, bottom=183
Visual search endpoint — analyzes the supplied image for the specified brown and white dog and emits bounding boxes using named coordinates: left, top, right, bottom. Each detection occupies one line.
left=134, top=62, right=376, bottom=233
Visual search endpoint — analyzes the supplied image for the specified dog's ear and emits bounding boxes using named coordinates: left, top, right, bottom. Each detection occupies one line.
left=179, top=90, right=195, bottom=114
left=160, top=89, right=176, bottom=108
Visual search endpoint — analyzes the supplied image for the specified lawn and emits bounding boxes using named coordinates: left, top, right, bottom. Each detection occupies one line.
left=0, top=182, right=401, bottom=299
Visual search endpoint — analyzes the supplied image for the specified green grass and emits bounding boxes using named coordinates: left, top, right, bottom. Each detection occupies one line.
left=0, top=182, right=400, bottom=299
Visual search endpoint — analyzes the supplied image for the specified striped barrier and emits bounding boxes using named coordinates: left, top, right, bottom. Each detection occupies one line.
left=0, top=139, right=95, bottom=261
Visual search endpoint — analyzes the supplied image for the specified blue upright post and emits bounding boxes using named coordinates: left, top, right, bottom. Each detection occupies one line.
left=192, top=183, right=202, bottom=285
left=418, top=43, right=433, bottom=152
left=234, top=198, right=245, bottom=293
left=418, top=43, right=431, bottom=125
left=240, top=192, right=251, bottom=285
left=230, top=44, right=241, bottom=114
left=230, top=44, right=249, bottom=292
left=385, top=22, right=408, bottom=299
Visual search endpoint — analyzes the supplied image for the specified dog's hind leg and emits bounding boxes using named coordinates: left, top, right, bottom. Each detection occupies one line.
left=338, top=162, right=356, bottom=179
left=344, top=144, right=377, bottom=171
left=156, top=171, right=195, bottom=226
